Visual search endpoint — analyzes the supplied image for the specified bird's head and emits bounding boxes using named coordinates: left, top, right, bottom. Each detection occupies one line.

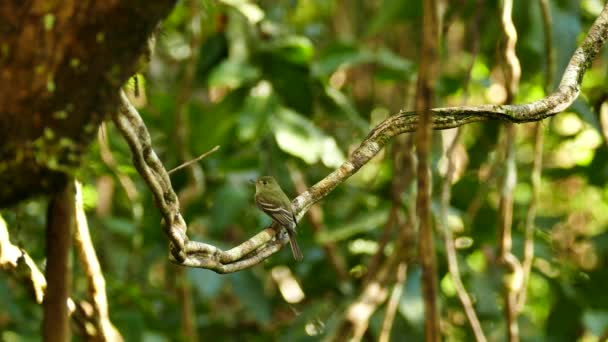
left=255, top=176, right=280, bottom=192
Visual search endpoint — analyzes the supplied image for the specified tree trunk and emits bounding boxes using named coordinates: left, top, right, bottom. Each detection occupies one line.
left=0, top=0, right=177, bottom=207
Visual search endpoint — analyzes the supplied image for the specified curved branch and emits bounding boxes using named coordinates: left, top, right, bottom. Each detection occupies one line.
left=295, top=2, right=608, bottom=213
left=73, top=181, right=123, bottom=341
left=113, top=3, right=608, bottom=273
left=497, top=0, right=522, bottom=341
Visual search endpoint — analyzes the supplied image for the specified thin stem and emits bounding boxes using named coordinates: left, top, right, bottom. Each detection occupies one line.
left=441, top=129, right=487, bottom=342
left=379, top=263, right=407, bottom=342
left=73, top=181, right=123, bottom=341
left=498, top=2, right=522, bottom=340
left=168, top=145, right=220, bottom=175
left=517, top=0, right=553, bottom=313
left=415, top=0, right=441, bottom=340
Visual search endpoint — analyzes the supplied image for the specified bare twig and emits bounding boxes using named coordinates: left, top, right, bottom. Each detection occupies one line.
left=498, top=1, right=523, bottom=340
left=378, top=263, right=407, bottom=342
left=441, top=129, right=487, bottom=342
left=73, top=181, right=123, bottom=341
left=112, top=3, right=608, bottom=273
left=517, top=0, right=553, bottom=313
left=43, top=180, right=75, bottom=342
left=333, top=224, right=412, bottom=341
left=168, top=146, right=221, bottom=175
left=416, top=0, right=441, bottom=340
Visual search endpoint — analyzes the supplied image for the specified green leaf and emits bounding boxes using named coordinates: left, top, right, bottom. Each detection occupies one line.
left=266, top=36, right=315, bottom=65
left=317, top=208, right=389, bottom=243
left=113, top=311, right=145, bottom=341
left=255, top=52, right=314, bottom=114
left=323, top=86, right=368, bottom=134
left=312, top=43, right=375, bottom=77
left=102, top=217, right=135, bottom=236
left=374, top=48, right=415, bottom=81
left=190, top=87, right=249, bottom=153
left=220, top=0, right=265, bottom=24
left=207, top=60, right=260, bottom=88
left=313, top=44, right=414, bottom=81
left=196, top=32, right=229, bottom=80
left=237, top=83, right=277, bottom=141
left=366, top=0, right=421, bottom=36
left=551, top=4, right=582, bottom=89
left=271, top=107, right=345, bottom=168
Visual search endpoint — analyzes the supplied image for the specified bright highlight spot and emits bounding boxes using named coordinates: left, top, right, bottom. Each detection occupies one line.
left=271, top=266, right=305, bottom=304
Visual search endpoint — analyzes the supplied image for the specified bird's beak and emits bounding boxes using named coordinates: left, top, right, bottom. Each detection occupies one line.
left=248, top=179, right=256, bottom=185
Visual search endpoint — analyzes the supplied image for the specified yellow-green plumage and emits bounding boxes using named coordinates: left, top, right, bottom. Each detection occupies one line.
left=255, top=176, right=303, bottom=261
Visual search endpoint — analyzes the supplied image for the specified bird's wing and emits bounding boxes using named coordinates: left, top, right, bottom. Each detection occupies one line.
left=256, top=199, right=295, bottom=229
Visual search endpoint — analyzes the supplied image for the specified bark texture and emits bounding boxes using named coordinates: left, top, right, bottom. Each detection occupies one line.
left=0, top=0, right=177, bottom=207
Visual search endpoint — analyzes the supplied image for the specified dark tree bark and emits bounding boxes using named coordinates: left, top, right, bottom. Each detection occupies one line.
left=416, top=0, right=441, bottom=341
left=43, top=181, right=75, bottom=342
left=0, top=0, right=177, bottom=207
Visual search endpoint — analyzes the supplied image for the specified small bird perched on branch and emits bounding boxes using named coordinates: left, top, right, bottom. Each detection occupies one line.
left=254, top=176, right=303, bottom=261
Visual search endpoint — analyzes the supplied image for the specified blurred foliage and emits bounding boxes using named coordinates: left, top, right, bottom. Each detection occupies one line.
left=2, top=0, right=608, bottom=341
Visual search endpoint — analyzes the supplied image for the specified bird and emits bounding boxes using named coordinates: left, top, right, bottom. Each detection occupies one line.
left=254, top=176, right=303, bottom=261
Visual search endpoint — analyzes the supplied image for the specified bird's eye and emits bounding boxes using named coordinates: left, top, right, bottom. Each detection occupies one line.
left=262, top=180, right=267, bottom=185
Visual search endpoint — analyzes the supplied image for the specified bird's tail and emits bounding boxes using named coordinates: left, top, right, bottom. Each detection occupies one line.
left=287, top=228, right=303, bottom=262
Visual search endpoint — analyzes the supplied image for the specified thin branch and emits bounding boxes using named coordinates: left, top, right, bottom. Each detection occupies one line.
left=168, top=145, right=220, bottom=175
left=333, top=224, right=412, bottom=341
left=441, top=129, right=487, bottom=342
left=112, top=3, right=608, bottom=273
left=378, top=263, right=407, bottom=342
left=73, top=181, right=123, bottom=341
left=43, top=180, right=75, bottom=342
left=498, top=1, right=523, bottom=340
left=416, top=0, right=441, bottom=339
left=517, top=0, right=553, bottom=313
